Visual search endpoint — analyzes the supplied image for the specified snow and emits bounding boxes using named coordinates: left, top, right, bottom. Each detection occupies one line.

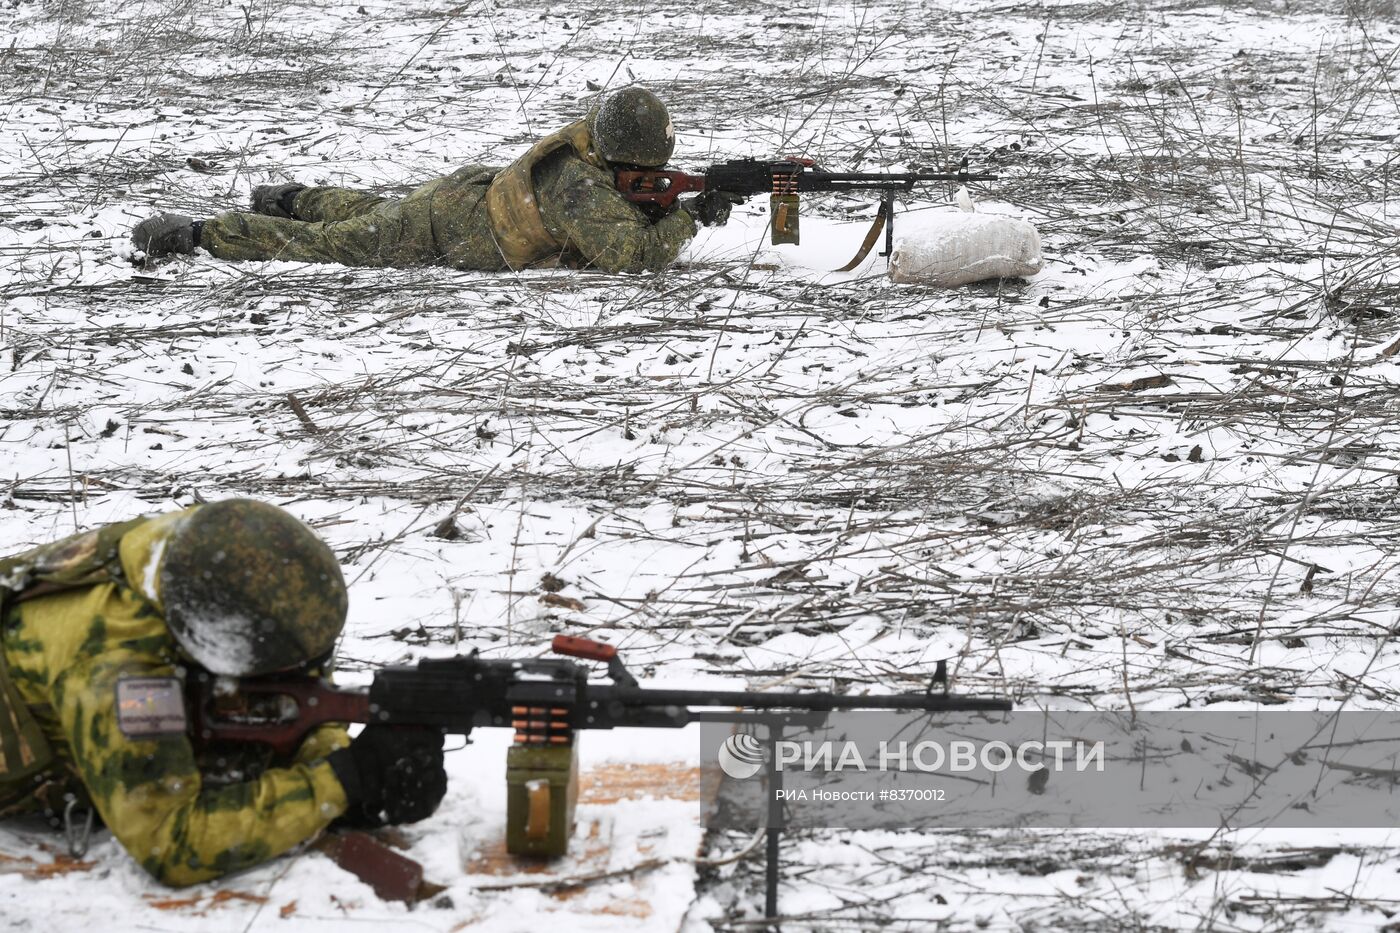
left=141, top=534, right=167, bottom=604
left=2, top=0, right=1399, bottom=929
left=171, top=604, right=261, bottom=677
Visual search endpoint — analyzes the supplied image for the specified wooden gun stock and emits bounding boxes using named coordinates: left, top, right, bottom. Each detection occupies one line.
left=191, top=676, right=372, bottom=758
left=614, top=169, right=707, bottom=209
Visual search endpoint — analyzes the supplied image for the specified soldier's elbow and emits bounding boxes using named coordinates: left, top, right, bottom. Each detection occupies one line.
left=139, top=853, right=212, bottom=888
left=637, top=252, right=673, bottom=274
left=596, top=248, right=670, bottom=275
left=129, top=835, right=228, bottom=887
left=587, top=251, right=643, bottom=275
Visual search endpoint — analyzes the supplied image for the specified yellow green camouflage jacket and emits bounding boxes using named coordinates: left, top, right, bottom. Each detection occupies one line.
left=0, top=510, right=350, bottom=886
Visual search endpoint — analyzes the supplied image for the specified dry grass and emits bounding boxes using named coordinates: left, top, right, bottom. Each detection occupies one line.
left=2, top=0, right=1399, bottom=928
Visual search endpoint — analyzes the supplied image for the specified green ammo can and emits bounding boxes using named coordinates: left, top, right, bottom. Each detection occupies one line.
left=770, top=193, right=800, bottom=245
left=505, top=741, right=579, bottom=858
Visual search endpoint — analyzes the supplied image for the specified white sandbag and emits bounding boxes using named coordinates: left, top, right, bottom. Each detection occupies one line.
left=888, top=212, right=1043, bottom=287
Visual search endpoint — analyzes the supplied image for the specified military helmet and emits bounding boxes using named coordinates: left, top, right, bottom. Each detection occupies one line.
left=160, top=499, right=347, bottom=677
left=589, top=86, right=675, bottom=168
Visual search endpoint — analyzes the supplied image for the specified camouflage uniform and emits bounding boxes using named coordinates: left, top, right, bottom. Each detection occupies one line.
left=202, top=121, right=697, bottom=274
left=0, top=510, right=350, bottom=886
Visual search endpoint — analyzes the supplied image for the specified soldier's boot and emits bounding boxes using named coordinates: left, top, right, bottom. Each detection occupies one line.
left=131, top=213, right=199, bottom=257
left=249, top=184, right=307, bottom=219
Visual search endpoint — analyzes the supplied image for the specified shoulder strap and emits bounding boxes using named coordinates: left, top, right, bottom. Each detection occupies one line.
left=0, top=516, right=149, bottom=608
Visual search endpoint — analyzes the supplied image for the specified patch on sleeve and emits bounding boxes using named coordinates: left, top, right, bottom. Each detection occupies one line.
left=115, top=677, right=187, bottom=738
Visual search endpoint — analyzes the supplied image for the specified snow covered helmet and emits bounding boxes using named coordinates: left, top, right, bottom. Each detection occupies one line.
left=589, top=86, right=675, bottom=168
left=159, top=499, right=347, bottom=676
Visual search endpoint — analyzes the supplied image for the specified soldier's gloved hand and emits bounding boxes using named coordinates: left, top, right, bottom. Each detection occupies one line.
left=329, top=725, right=447, bottom=828
left=680, top=190, right=744, bottom=227
left=131, top=213, right=200, bottom=257
left=249, top=183, right=306, bottom=219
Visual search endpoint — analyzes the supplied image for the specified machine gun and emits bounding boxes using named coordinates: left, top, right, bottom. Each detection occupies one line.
left=616, top=158, right=998, bottom=269
left=191, top=635, right=1011, bottom=904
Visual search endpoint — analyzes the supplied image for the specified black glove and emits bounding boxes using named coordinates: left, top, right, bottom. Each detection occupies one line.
left=131, top=213, right=199, bottom=257
left=249, top=183, right=306, bottom=219
left=681, top=190, right=744, bottom=227
left=328, top=725, right=447, bottom=828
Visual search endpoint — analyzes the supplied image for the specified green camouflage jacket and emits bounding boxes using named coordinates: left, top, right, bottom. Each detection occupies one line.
left=0, top=512, right=349, bottom=886
left=201, top=123, right=696, bottom=274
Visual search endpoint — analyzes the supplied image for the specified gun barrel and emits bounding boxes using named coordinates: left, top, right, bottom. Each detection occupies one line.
left=818, top=172, right=998, bottom=182
left=804, top=171, right=998, bottom=191
left=609, top=687, right=1011, bottom=712
left=641, top=686, right=1002, bottom=708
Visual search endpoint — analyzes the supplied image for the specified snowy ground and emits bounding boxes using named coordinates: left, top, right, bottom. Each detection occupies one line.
left=2, top=0, right=1399, bottom=929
